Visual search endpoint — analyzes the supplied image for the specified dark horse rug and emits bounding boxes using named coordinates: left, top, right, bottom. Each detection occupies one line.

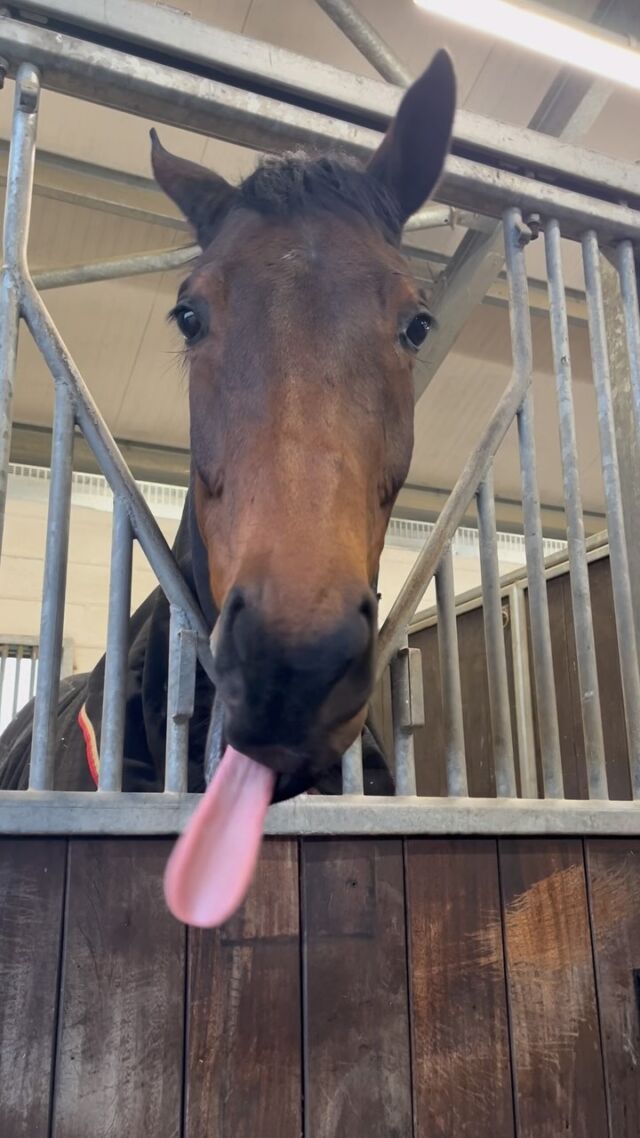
left=0, top=489, right=393, bottom=798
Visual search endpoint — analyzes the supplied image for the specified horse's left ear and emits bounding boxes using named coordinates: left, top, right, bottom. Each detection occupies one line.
left=150, top=129, right=236, bottom=248
left=368, top=50, right=456, bottom=227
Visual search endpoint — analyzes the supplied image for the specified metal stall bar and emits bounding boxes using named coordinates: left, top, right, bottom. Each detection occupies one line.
left=509, top=210, right=564, bottom=799
left=98, top=498, right=133, bottom=792
left=378, top=210, right=541, bottom=680
left=33, top=244, right=199, bottom=291
left=165, top=606, right=197, bottom=794
left=390, top=635, right=422, bottom=795
left=29, top=385, right=74, bottom=790
left=508, top=584, right=539, bottom=798
left=0, top=63, right=39, bottom=560
left=545, top=218, right=607, bottom=799
left=476, top=472, right=517, bottom=797
left=342, top=734, right=364, bottom=795
left=314, top=0, right=412, bottom=85
left=582, top=232, right=640, bottom=798
left=617, top=241, right=640, bottom=433
left=11, top=646, right=23, bottom=720
left=435, top=546, right=468, bottom=796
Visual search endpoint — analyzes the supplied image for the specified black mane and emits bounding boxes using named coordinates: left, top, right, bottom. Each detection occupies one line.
left=235, top=153, right=402, bottom=241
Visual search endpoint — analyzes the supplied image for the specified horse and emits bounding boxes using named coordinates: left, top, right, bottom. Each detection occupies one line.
left=0, top=51, right=456, bottom=809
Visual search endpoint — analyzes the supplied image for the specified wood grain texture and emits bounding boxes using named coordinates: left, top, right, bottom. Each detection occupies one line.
left=0, top=839, right=67, bottom=1138
left=499, top=839, right=608, bottom=1138
left=53, top=839, right=184, bottom=1138
left=586, top=838, right=640, bottom=1138
left=185, top=839, right=301, bottom=1138
left=406, top=839, right=514, bottom=1138
left=589, top=558, right=632, bottom=800
left=303, top=838, right=411, bottom=1138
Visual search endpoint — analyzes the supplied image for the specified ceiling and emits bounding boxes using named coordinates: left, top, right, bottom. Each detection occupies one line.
left=1, top=0, right=638, bottom=535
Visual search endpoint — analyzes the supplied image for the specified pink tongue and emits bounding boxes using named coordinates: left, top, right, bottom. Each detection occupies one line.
left=164, top=746, right=276, bottom=927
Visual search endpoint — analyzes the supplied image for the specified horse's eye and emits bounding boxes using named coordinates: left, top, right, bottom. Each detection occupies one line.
left=402, top=311, right=432, bottom=351
left=173, top=304, right=203, bottom=343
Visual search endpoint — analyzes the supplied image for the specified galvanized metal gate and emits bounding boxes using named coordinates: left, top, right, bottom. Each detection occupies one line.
left=0, top=0, right=639, bottom=836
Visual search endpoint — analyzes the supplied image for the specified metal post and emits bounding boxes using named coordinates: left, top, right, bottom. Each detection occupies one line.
left=0, top=63, right=39, bottom=559
left=342, top=733, right=364, bottom=795
left=582, top=231, right=640, bottom=799
left=544, top=218, right=607, bottom=799
left=165, top=606, right=197, bottom=794
left=476, top=472, right=517, bottom=797
left=617, top=241, right=640, bottom=434
left=435, top=546, right=468, bottom=796
left=508, top=584, right=538, bottom=799
left=29, top=385, right=74, bottom=790
left=505, top=208, right=564, bottom=799
left=33, top=243, right=199, bottom=292
left=390, top=635, right=424, bottom=795
left=98, top=497, right=133, bottom=791
left=314, top=0, right=412, bottom=85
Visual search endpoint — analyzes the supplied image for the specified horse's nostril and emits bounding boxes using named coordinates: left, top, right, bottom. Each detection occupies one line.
left=358, top=592, right=377, bottom=628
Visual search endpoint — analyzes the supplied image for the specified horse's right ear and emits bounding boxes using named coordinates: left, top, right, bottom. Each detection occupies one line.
left=150, top=129, right=236, bottom=248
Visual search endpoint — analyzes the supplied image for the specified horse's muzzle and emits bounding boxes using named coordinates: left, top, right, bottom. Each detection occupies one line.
left=210, top=583, right=377, bottom=772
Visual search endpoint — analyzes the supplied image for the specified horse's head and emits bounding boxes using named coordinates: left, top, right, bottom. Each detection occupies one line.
left=152, top=52, right=456, bottom=790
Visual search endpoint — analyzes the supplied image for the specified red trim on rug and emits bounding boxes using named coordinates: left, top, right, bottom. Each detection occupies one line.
left=78, top=702, right=100, bottom=787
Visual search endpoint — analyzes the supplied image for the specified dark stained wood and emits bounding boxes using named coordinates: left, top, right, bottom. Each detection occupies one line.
left=545, top=575, right=587, bottom=800
left=0, top=839, right=67, bottom=1138
left=185, top=839, right=301, bottom=1138
left=302, top=838, right=412, bottom=1138
left=499, top=839, right=608, bottom=1138
left=586, top=839, right=640, bottom=1138
left=406, top=839, right=514, bottom=1138
left=53, top=839, right=185, bottom=1138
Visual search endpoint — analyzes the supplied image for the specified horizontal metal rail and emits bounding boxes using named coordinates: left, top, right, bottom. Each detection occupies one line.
left=1, top=19, right=640, bottom=241
left=13, top=0, right=640, bottom=206
left=0, top=791, right=638, bottom=836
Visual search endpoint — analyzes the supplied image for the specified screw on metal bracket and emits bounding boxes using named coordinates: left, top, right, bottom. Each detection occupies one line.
left=525, top=212, right=542, bottom=240
left=0, top=56, right=8, bottom=90
left=514, top=218, right=533, bottom=248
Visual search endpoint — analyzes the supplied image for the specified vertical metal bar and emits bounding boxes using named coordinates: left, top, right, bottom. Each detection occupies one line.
left=545, top=219, right=607, bottom=799
left=28, top=645, right=37, bottom=701
left=12, top=645, right=23, bottom=720
left=476, top=472, right=517, bottom=797
left=29, top=385, right=74, bottom=790
left=505, top=207, right=564, bottom=799
left=508, top=584, right=539, bottom=799
left=616, top=240, right=640, bottom=434
left=583, top=230, right=640, bottom=798
left=165, top=605, right=197, bottom=794
left=435, top=545, right=468, bottom=796
left=0, top=645, right=8, bottom=720
left=0, top=64, right=40, bottom=560
left=98, top=497, right=133, bottom=791
left=342, top=734, right=364, bottom=795
left=390, top=635, right=419, bottom=796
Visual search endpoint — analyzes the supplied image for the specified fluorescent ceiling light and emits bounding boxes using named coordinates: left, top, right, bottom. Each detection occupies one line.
left=414, top=0, right=640, bottom=92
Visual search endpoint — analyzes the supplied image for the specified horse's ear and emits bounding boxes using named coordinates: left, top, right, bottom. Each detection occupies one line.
left=368, top=50, right=456, bottom=227
left=150, top=129, right=235, bottom=247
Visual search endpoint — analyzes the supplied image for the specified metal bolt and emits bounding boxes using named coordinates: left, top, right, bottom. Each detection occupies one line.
left=0, top=56, right=8, bottom=89
left=16, top=64, right=40, bottom=112
left=514, top=219, right=533, bottom=248
left=525, top=212, right=542, bottom=240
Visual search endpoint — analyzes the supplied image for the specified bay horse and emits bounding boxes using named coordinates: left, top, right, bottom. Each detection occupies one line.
left=0, top=52, right=456, bottom=834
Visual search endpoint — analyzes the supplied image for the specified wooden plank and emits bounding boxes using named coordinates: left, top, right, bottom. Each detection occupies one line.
left=499, top=838, right=608, bottom=1138
left=406, top=838, right=514, bottom=1138
left=411, top=624, right=447, bottom=796
left=0, top=839, right=67, bottom=1138
left=185, top=839, right=301, bottom=1138
left=589, top=558, right=632, bottom=800
left=586, top=838, right=640, bottom=1138
left=53, top=839, right=184, bottom=1138
left=303, top=838, right=411, bottom=1138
